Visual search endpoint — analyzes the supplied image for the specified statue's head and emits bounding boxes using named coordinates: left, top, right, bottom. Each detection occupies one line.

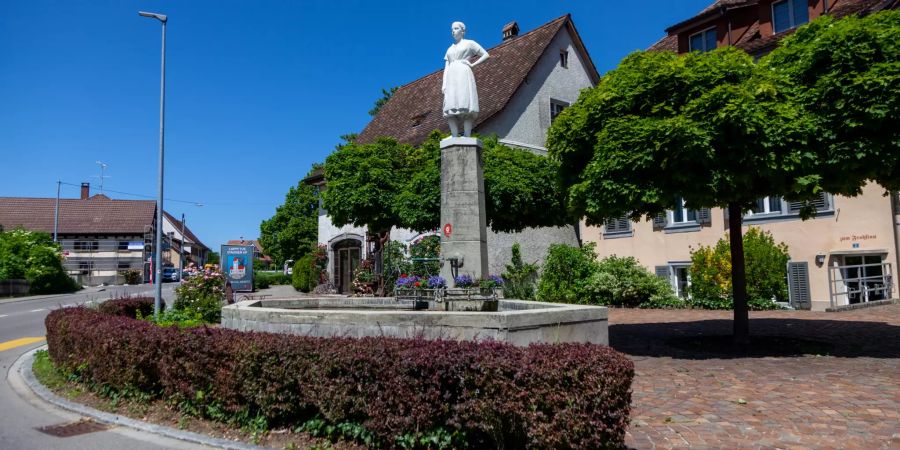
left=451, top=21, right=466, bottom=41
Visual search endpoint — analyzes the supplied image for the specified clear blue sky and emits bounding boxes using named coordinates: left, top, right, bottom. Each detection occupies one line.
left=1, top=0, right=712, bottom=250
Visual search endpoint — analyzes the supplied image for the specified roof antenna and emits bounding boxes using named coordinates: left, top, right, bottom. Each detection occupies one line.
left=93, top=161, right=111, bottom=194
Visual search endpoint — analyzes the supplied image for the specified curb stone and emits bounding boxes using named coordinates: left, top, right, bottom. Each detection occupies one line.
left=14, top=345, right=270, bottom=450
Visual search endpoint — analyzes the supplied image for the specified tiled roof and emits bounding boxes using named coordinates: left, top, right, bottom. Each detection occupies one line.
left=356, top=15, right=598, bottom=147
left=225, top=239, right=271, bottom=261
left=652, top=0, right=896, bottom=54
left=0, top=195, right=156, bottom=235
left=163, top=211, right=209, bottom=251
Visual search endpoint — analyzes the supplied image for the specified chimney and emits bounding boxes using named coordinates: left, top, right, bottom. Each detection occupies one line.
left=502, top=21, right=519, bottom=41
left=80, top=182, right=90, bottom=200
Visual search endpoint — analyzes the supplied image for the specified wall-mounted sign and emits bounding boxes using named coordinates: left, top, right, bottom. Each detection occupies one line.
left=443, top=223, right=453, bottom=237
left=221, top=245, right=254, bottom=292
left=840, top=234, right=877, bottom=243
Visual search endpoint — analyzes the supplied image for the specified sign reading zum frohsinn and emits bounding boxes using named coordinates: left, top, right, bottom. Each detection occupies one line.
left=221, top=245, right=254, bottom=292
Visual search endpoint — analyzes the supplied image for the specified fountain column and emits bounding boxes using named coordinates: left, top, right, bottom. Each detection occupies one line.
left=439, top=136, right=489, bottom=286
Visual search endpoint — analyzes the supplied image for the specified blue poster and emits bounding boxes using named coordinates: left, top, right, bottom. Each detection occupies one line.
left=221, top=245, right=254, bottom=292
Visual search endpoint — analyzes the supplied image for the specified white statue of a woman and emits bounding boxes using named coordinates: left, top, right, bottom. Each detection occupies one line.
left=442, top=21, right=489, bottom=137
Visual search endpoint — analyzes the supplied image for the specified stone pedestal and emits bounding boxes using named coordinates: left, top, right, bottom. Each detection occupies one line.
left=439, top=137, right=489, bottom=287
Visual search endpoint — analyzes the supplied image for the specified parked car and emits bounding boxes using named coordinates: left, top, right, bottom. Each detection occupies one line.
left=162, top=267, right=181, bottom=282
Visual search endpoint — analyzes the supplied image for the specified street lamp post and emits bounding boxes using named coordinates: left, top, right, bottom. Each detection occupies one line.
left=139, top=10, right=167, bottom=318
left=180, top=213, right=186, bottom=280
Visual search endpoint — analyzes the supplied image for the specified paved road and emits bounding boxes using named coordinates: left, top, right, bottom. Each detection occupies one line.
left=0, top=284, right=213, bottom=450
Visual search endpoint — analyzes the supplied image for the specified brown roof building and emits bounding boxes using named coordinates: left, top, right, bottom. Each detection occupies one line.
left=357, top=14, right=599, bottom=151
left=0, top=182, right=209, bottom=285
left=314, top=15, right=600, bottom=293
left=648, top=0, right=898, bottom=56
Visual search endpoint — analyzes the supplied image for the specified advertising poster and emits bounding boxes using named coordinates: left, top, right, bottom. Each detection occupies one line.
left=221, top=245, right=254, bottom=292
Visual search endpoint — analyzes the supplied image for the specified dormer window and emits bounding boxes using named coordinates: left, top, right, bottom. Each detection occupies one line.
left=773, top=0, right=809, bottom=33
left=689, top=27, right=717, bottom=52
left=411, top=112, right=427, bottom=127
left=560, top=50, right=569, bottom=68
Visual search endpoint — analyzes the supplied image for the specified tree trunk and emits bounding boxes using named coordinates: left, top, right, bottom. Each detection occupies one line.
left=728, top=202, right=750, bottom=348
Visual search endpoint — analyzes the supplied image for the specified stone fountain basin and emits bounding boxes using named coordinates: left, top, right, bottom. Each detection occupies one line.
left=221, top=297, right=608, bottom=346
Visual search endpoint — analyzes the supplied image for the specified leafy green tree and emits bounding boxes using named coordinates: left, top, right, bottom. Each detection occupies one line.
left=409, top=235, right=440, bottom=276
left=206, top=251, right=219, bottom=265
left=547, top=47, right=813, bottom=345
left=369, top=87, right=399, bottom=117
left=259, top=165, right=320, bottom=266
left=326, top=132, right=570, bottom=235
left=0, top=229, right=78, bottom=294
left=762, top=11, right=900, bottom=194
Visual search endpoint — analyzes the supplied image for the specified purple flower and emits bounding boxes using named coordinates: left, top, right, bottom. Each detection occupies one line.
left=454, top=275, right=474, bottom=288
left=427, top=276, right=446, bottom=288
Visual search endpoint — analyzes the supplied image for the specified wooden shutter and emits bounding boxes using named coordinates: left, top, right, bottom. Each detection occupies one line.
left=652, top=213, right=667, bottom=230
left=787, top=261, right=811, bottom=310
left=655, top=266, right=670, bottom=279
left=788, top=192, right=828, bottom=214
left=697, top=208, right=712, bottom=225
left=605, top=216, right=631, bottom=234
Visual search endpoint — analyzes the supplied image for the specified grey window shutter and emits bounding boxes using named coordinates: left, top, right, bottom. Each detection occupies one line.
left=605, top=216, right=631, bottom=233
left=652, top=213, right=667, bottom=230
left=698, top=207, right=712, bottom=225
left=789, top=192, right=828, bottom=214
left=655, top=266, right=670, bottom=279
left=787, top=261, right=811, bottom=310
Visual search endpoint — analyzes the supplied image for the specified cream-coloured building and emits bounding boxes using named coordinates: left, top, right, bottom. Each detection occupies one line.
left=584, top=185, right=899, bottom=311
left=585, top=0, right=900, bottom=311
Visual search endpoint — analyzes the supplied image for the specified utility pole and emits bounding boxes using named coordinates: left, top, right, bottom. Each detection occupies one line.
left=180, top=213, right=186, bottom=280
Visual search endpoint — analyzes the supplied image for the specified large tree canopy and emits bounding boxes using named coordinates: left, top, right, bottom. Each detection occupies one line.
left=762, top=10, right=900, bottom=194
left=547, top=46, right=814, bottom=345
left=322, top=131, right=569, bottom=234
left=258, top=165, right=320, bottom=265
left=548, top=47, right=814, bottom=224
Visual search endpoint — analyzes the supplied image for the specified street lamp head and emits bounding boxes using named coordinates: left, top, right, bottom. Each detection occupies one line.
left=138, top=11, right=167, bottom=23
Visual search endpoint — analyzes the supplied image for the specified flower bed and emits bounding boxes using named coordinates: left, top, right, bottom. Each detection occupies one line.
left=45, top=307, right=633, bottom=449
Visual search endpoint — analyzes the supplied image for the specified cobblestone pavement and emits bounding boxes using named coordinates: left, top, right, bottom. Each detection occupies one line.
left=609, top=304, right=900, bottom=449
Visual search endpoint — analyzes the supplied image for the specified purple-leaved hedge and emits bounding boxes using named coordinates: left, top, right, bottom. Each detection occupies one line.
left=45, top=307, right=633, bottom=448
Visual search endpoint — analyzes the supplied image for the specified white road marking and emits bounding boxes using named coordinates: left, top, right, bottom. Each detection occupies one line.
left=0, top=314, right=8, bottom=318
left=29, top=309, right=46, bottom=313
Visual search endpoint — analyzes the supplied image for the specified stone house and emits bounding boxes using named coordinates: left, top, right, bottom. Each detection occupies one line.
left=583, top=0, right=900, bottom=311
left=307, top=15, right=600, bottom=293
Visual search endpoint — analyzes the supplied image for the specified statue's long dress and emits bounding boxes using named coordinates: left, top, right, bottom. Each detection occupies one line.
left=443, top=39, right=486, bottom=118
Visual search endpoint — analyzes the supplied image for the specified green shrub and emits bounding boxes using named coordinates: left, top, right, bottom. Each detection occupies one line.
left=688, top=227, right=789, bottom=310
left=99, top=296, right=160, bottom=318
left=292, top=255, right=314, bottom=292
left=0, top=228, right=78, bottom=294
left=584, top=256, right=681, bottom=308
left=410, top=235, right=440, bottom=276
left=382, top=241, right=411, bottom=296
left=173, top=270, right=225, bottom=323
left=502, top=243, right=538, bottom=300
left=254, top=272, right=292, bottom=290
left=536, top=243, right=598, bottom=303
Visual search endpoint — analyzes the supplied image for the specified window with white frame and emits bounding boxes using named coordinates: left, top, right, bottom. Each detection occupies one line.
left=671, top=197, right=697, bottom=224
left=772, top=0, right=809, bottom=34
left=749, top=196, right=783, bottom=215
left=689, top=27, right=717, bottom=52
left=550, top=99, right=569, bottom=123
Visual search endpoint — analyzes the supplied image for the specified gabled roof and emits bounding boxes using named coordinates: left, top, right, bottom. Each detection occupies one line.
left=651, top=0, right=897, bottom=54
left=0, top=195, right=156, bottom=235
left=163, top=211, right=209, bottom=251
left=225, top=239, right=271, bottom=261
left=356, top=15, right=599, bottom=147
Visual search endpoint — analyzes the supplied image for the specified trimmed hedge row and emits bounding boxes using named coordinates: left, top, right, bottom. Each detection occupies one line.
left=45, top=307, right=633, bottom=449
left=97, top=296, right=161, bottom=319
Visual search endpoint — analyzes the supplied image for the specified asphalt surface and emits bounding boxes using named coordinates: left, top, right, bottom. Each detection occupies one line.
left=0, top=284, right=214, bottom=450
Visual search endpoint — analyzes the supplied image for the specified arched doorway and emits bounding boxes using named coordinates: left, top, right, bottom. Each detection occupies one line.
left=332, top=239, right=362, bottom=294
